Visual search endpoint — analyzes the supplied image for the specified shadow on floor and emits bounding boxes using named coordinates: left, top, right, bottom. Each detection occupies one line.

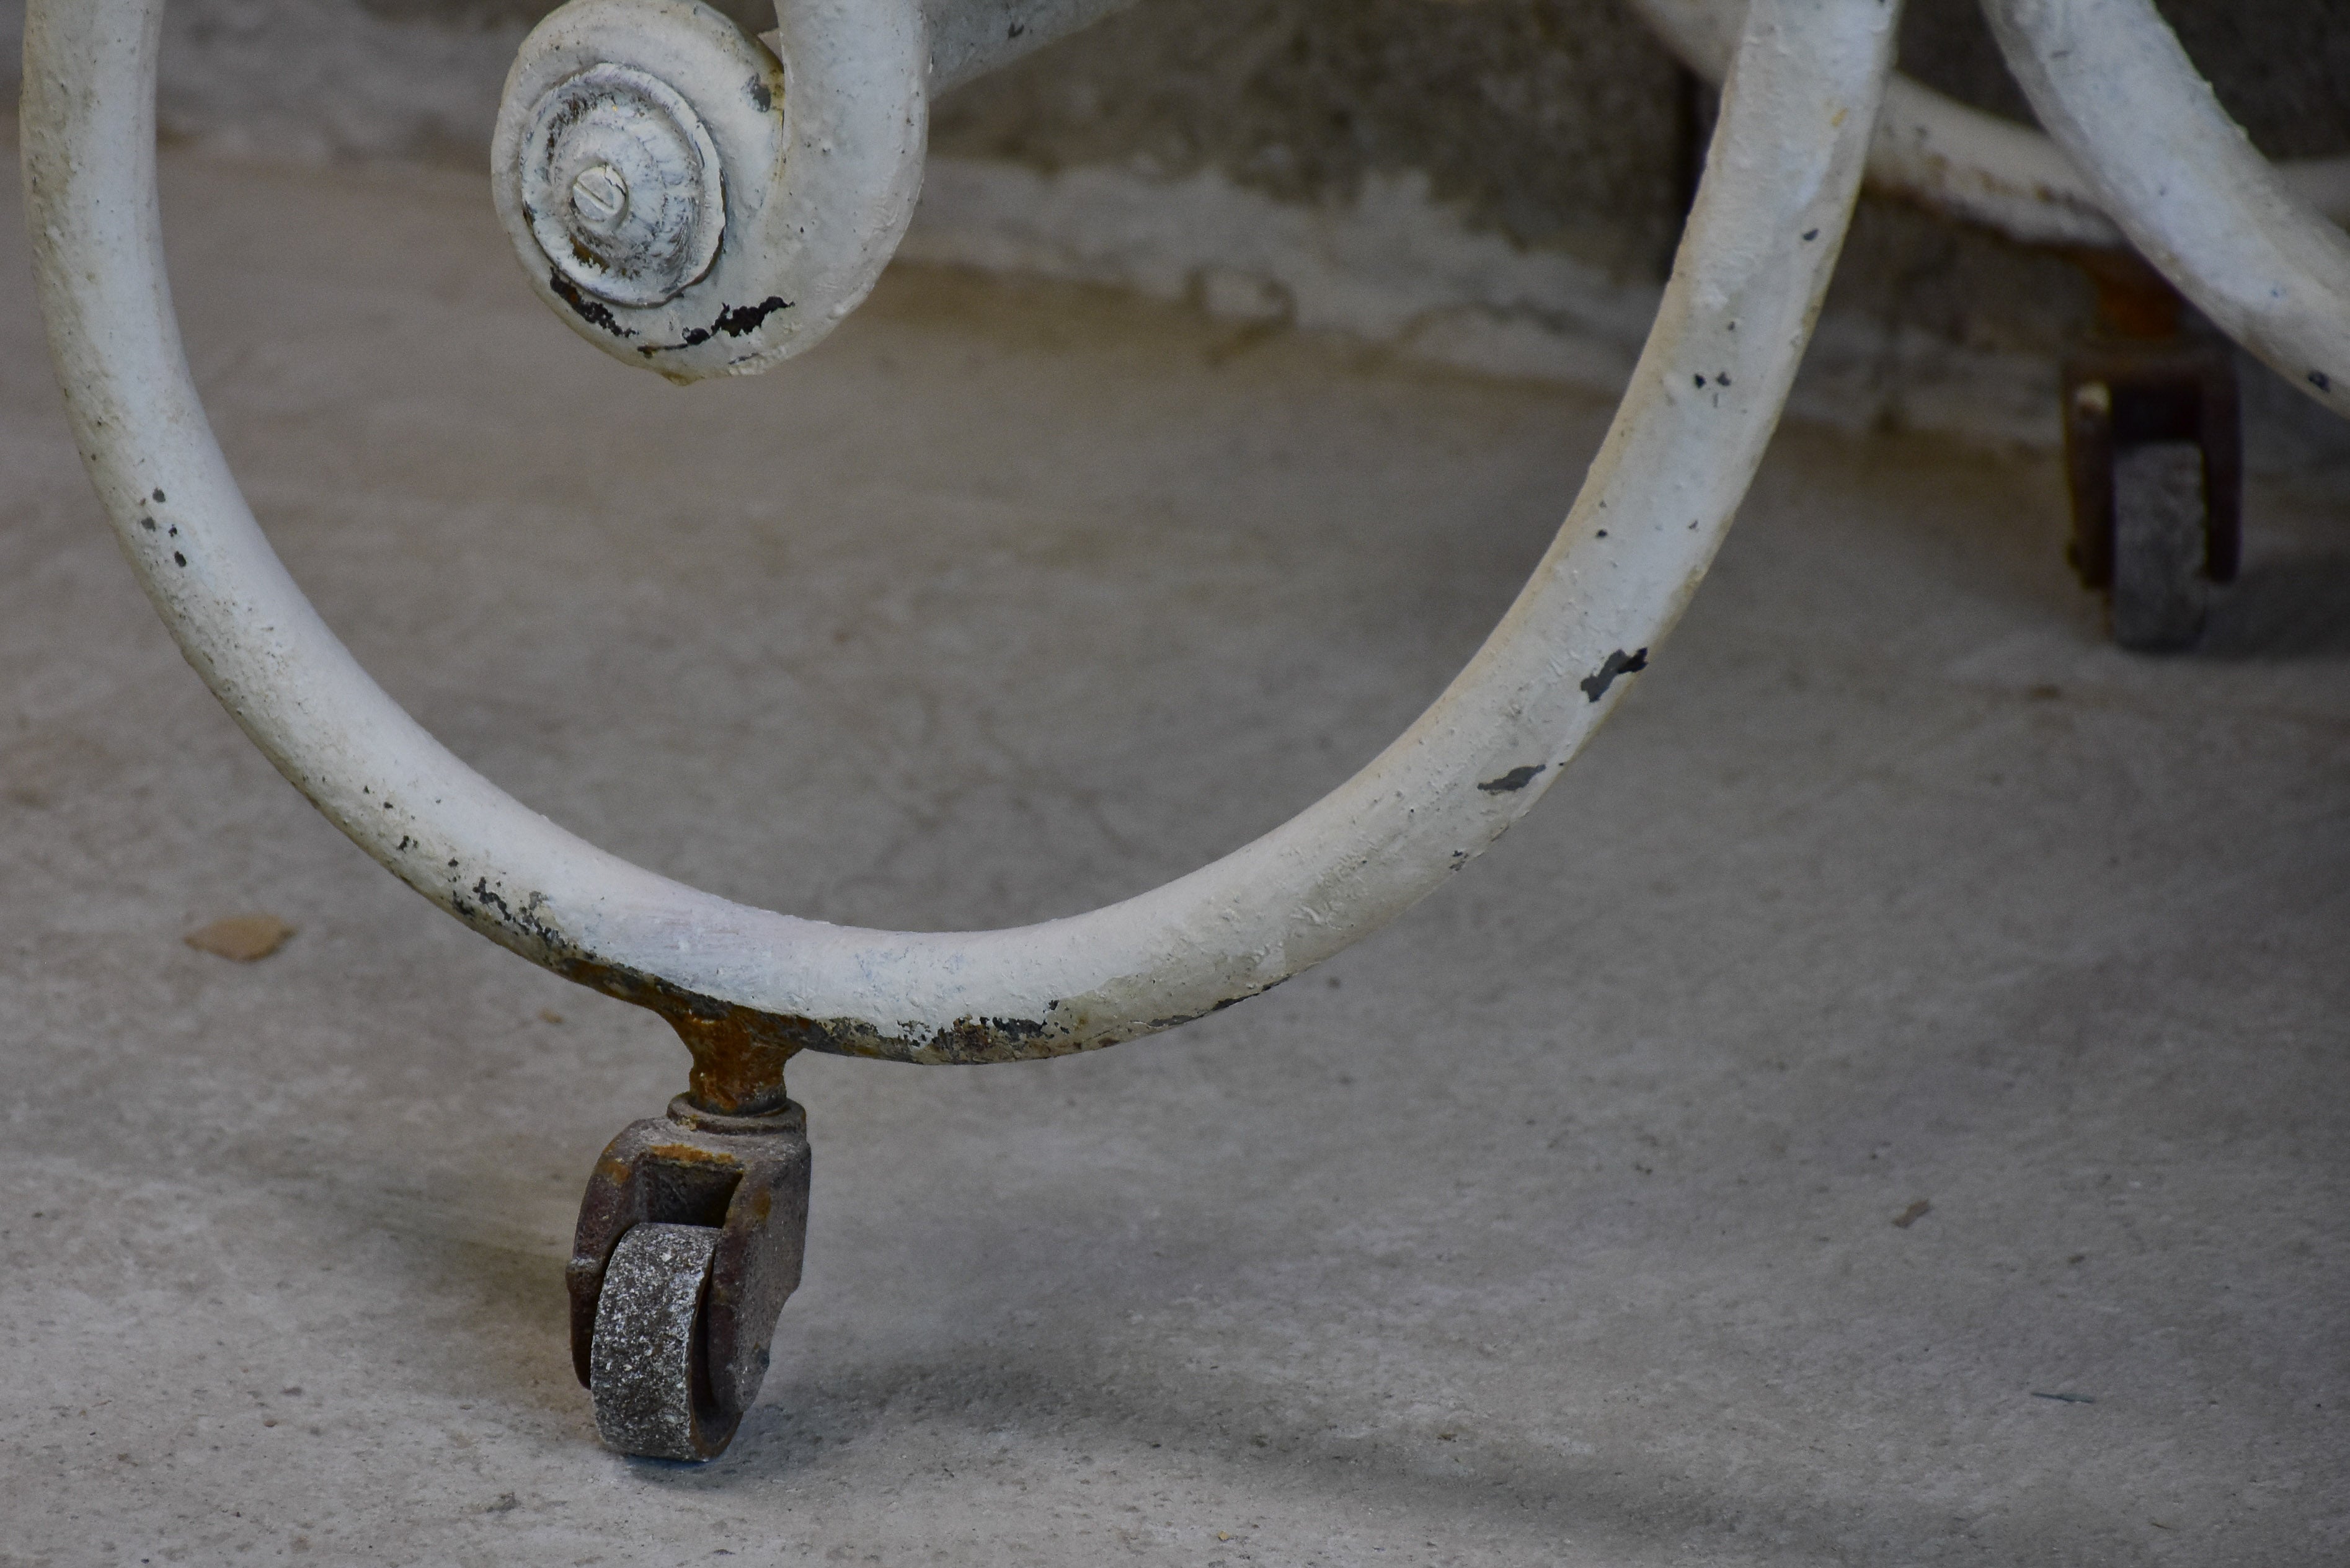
left=2200, top=552, right=2350, bottom=660
left=608, top=1347, right=2136, bottom=1564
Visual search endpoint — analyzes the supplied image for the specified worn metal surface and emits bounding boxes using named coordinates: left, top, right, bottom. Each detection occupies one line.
left=569, top=1100, right=812, bottom=1458
left=1984, top=0, right=2350, bottom=419
left=1628, top=0, right=2350, bottom=249
left=22, top=0, right=1897, bottom=1104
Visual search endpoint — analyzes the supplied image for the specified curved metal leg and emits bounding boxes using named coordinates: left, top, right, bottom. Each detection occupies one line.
left=21, top=0, right=1901, bottom=1087
left=20, top=0, right=1913, bottom=1456
left=1627, top=0, right=2350, bottom=249
left=1984, top=0, right=2350, bottom=419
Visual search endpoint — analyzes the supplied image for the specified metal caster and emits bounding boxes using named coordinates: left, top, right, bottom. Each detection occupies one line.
left=569, top=1097, right=812, bottom=1461
left=2060, top=256, right=2241, bottom=653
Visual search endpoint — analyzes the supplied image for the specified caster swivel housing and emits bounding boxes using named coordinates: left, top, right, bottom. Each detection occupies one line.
left=569, top=1096, right=812, bottom=1459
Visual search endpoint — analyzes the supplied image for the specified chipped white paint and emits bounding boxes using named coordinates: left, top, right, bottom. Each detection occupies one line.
left=1983, top=0, right=2350, bottom=419
left=1628, top=0, right=2350, bottom=250
left=24, top=0, right=1896, bottom=1061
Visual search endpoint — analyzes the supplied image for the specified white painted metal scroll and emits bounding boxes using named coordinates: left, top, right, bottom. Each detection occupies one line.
left=22, top=0, right=1897, bottom=1069
left=487, top=0, right=1140, bottom=382
left=1982, top=0, right=2350, bottom=418
left=491, top=0, right=930, bottom=381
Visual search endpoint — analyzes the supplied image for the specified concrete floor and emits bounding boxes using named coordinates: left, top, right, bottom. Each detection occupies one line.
left=2, top=145, right=2346, bottom=1567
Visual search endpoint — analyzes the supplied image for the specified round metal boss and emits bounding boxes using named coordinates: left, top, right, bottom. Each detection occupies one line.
left=518, top=62, right=725, bottom=309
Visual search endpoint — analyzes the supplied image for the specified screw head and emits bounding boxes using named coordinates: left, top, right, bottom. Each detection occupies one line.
left=570, top=163, right=631, bottom=237
left=518, top=63, right=725, bottom=308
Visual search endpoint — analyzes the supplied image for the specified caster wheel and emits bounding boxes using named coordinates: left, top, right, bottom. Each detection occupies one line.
left=2109, top=440, right=2209, bottom=651
left=589, top=1221, right=733, bottom=1461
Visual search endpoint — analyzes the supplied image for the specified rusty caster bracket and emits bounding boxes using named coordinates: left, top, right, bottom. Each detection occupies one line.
left=567, top=1097, right=811, bottom=1461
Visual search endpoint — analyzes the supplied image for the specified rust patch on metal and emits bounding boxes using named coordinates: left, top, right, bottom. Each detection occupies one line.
left=664, top=1003, right=807, bottom=1116
left=446, top=879, right=1282, bottom=1082
left=559, top=959, right=816, bottom=1115
left=551, top=954, right=1125, bottom=1094
left=547, top=267, right=636, bottom=339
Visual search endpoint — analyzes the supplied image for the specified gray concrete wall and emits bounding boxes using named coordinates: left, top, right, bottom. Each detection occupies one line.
left=931, top=0, right=1690, bottom=281
left=9, top=1, right=2343, bottom=244
left=3, top=0, right=2346, bottom=461
left=920, top=0, right=2346, bottom=365
left=324, top=0, right=2350, bottom=262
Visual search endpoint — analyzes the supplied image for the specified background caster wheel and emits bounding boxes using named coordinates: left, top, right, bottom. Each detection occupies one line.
left=2110, top=440, right=2210, bottom=650
left=590, top=1222, right=732, bottom=1461
left=2059, top=259, right=2241, bottom=653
